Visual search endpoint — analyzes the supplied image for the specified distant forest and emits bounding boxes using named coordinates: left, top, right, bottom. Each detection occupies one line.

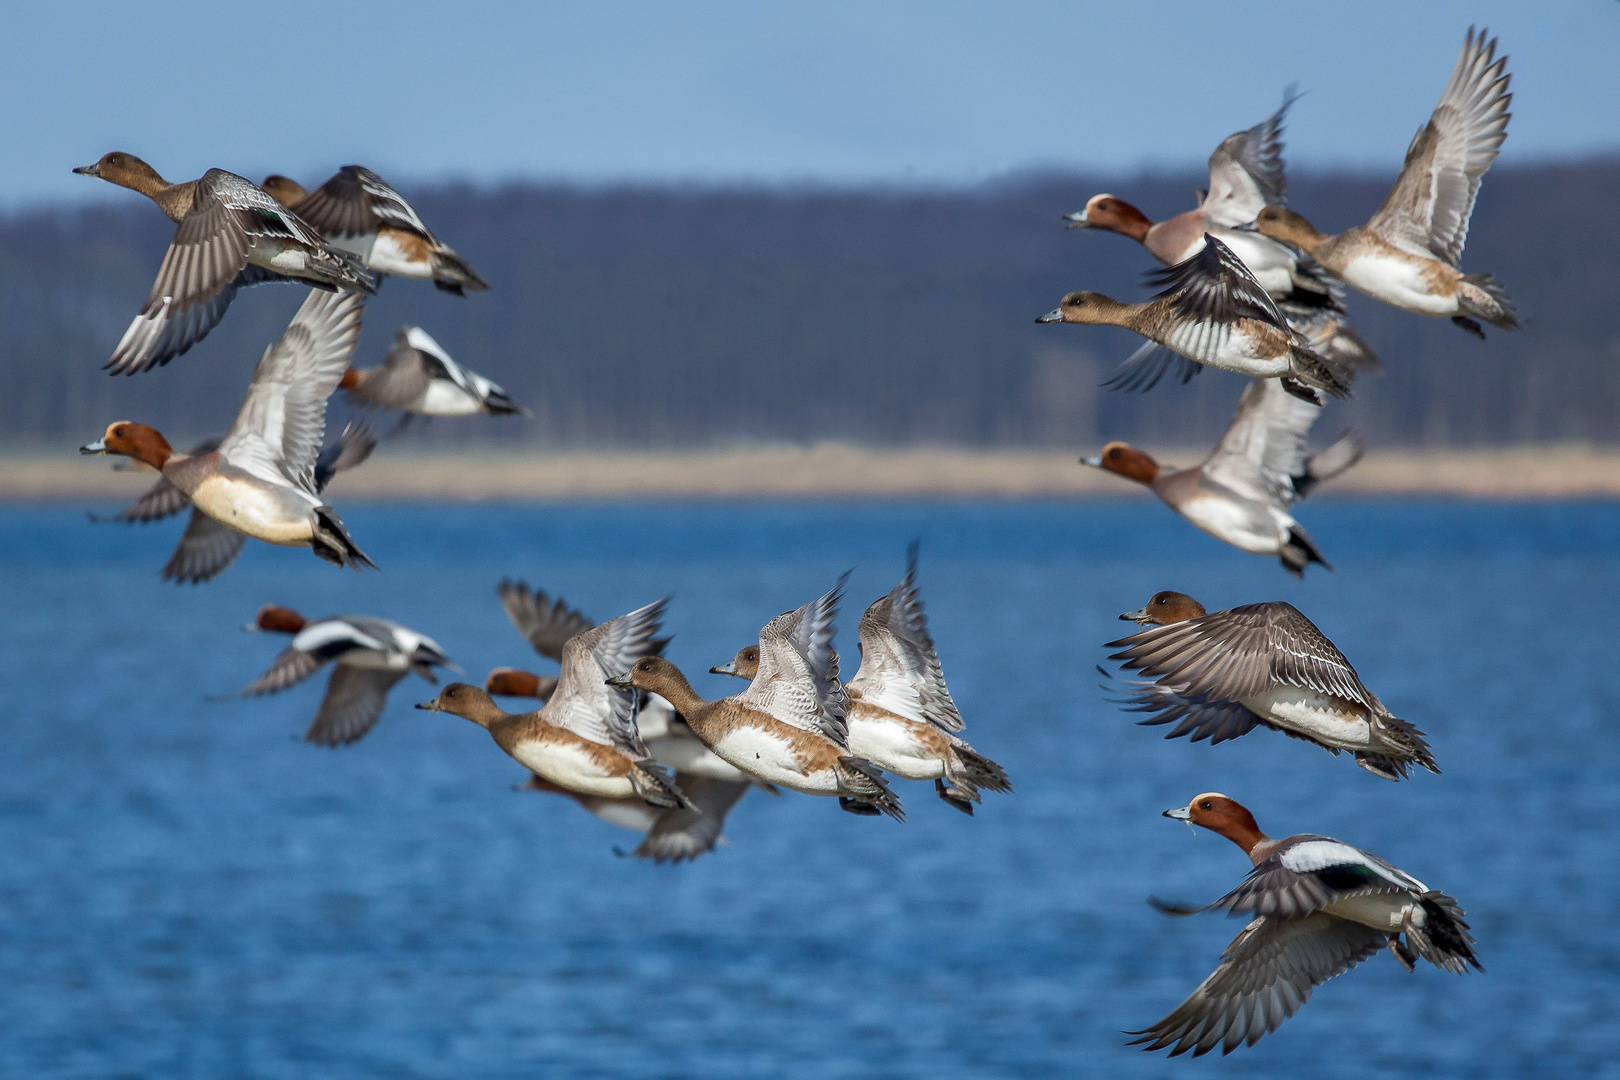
left=3, top=158, right=1617, bottom=451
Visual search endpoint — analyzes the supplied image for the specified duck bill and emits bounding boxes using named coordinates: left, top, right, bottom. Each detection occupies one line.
left=1119, top=606, right=1154, bottom=624
left=1035, top=308, right=1064, bottom=324
left=604, top=674, right=633, bottom=689
left=72, top=163, right=101, bottom=177
left=709, top=661, right=739, bottom=676
left=1163, top=805, right=1192, bottom=820
left=414, top=700, right=442, bottom=712
left=80, top=438, right=107, bottom=455
left=1078, top=454, right=1102, bottom=469
left=1063, top=210, right=1089, bottom=229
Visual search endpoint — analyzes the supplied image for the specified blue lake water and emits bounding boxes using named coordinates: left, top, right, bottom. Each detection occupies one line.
left=2, top=497, right=1618, bottom=1078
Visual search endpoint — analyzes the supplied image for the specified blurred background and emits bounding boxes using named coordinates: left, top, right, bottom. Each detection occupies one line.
left=4, top=0, right=1619, bottom=453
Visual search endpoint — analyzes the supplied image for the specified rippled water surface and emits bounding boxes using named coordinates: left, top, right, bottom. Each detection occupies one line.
left=3, top=498, right=1618, bottom=1078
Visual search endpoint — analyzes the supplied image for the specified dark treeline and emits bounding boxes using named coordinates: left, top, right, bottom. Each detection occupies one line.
left=3, top=158, right=1618, bottom=452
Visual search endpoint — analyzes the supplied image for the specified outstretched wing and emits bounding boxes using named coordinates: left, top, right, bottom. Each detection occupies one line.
left=1203, top=86, right=1299, bottom=228
left=497, top=580, right=597, bottom=663
left=161, top=507, right=247, bottom=584
left=847, top=542, right=964, bottom=733
left=1202, top=378, right=1320, bottom=506
left=292, top=165, right=439, bottom=242
left=1128, top=912, right=1388, bottom=1057
left=1151, top=235, right=1288, bottom=331
left=737, top=574, right=851, bottom=743
left=1368, top=28, right=1511, bottom=265
left=632, top=776, right=751, bottom=863
left=218, top=289, right=365, bottom=493
left=544, top=598, right=669, bottom=751
left=303, top=665, right=409, bottom=746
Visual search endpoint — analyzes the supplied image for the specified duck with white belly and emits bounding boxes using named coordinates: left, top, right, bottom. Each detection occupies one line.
left=1037, top=236, right=1349, bottom=403
left=1132, top=793, right=1480, bottom=1057
left=80, top=289, right=375, bottom=570
left=712, top=544, right=1009, bottom=813
left=1105, top=591, right=1438, bottom=779
left=340, top=327, right=525, bottom=418
left=420, top=599, right=692, bottom=810
left=610, top=577, right=905, bottom=820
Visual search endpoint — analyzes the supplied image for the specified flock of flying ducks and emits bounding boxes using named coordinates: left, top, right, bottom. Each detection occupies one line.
left=71, top=26, right=1510, bottom=1059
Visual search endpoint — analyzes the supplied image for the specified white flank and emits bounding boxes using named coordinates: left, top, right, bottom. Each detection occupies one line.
left=512, top=740, right=635, bottom=798
left=1340, top=254, right=1459, bottom=316
left=1243, top=687, right=1373, bottom=748
left=846, top=714, right=942, bottom=780
left=713, top=726, right=838, bottom=793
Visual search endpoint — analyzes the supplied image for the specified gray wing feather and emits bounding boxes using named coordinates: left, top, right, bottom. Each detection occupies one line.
left=497, top=580, right=596, bottom=662
left=304, top=665, right=408, bottom=746
left=1130, top=913, right=1388, bottom=1057
left=632, top=776, right=750, bottom=863
left=239, top=646, right=326, bottom=696
left=161, top=507, right=247, bottom=584
left=1203, top=86, right=1299, bottom=228
left=1150, top=236, right=1288, bottom=331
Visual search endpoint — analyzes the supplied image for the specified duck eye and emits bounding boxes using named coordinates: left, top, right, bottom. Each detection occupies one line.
left=1200, top=801, right=1213, bottom=810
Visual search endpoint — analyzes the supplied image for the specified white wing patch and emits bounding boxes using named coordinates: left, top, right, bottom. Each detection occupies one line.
left=1278, top=840, right=1415, bottom=889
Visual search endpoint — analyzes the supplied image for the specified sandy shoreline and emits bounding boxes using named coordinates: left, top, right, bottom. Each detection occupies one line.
left=6, top=443, right=1620, bottom=501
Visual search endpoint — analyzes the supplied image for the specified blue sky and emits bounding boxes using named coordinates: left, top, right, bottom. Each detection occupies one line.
left=6, top=0, right=1617, bottom=206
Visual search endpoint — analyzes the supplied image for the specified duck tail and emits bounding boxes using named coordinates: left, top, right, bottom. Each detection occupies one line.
left=629, top=760, right=695, bottom=811
left=1286, top=343, right=1352, bottom=399
left=1457, top=273, right=1520, bottom=331
left=945, top=738, right=1013, bottom=798
left=429, top=249, right=489, bottom=295
left=1405, top=891, right=1483, bottom=974
left=836, top=756, right=905, bottom=821
left=1279, top=523, right=1331, bottom=578
left=311, top=505, right=376, bottom=570
left=1355, top=714, right=1440, bottom=780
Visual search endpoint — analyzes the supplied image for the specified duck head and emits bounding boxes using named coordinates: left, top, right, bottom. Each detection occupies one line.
left=1080, top=441, right=1161, bottom=485
left=73, top=152, right=169, bottom=195
left=710, top=644, right=759, bottom=679
left=1063, top=194, right=1152, bottom=240
left=417, top=683, right=506, bottom=728
left=81, top=422, right=174, bottom=470
left=261, top=175, right=308, bottom=208
left=1164, top=792, right=1267, bottom=855
left=247, top=605, right=307, bottom=634
left=1119, top=590, right=1206, bottom=625
left=1254, top=205, right=1326, bottom=251
left=1037, top=291, right=1125, bottom=325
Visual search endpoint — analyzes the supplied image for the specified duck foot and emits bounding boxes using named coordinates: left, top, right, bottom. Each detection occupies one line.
left=1451, top=316, right=1486, bottom=339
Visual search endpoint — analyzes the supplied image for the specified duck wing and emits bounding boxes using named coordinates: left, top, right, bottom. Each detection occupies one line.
left=161, top=507, right=247, bottom=584
left=304, top=664, right=409, bottom=746
left=312, top=420, right=378, bottom=493
left=544, top=599, right=670, bottom=753
left=1151, top=235, right=1289, bottom=353
left=497, top=580, right=596, bottom=663
left=847, top=542, right=964, bottom=733
left=1102, top=341, right=1204, bottom=394
left=1202, top=87, right=1299, bottom=228
left=1128, top=912, right=1388, bottom=1057
left=632, top=775, right=751, bottom=863
left=218, top=289, right=365, bottom=494
left=292, top=165, right=440, bottom=243
left=1104, top=674, right=1266, bottom=744
left=1202, top=837, right=1427, bottom=920
left=737, top=573, right=851, bottom=744
left=1107, top=602, right=1385, bottom=713
left=1368, top=28, right=1511, bottom=265
left=1202, top=378, right=1319, bottom=506
left=104, top=170, right=321, bottom=375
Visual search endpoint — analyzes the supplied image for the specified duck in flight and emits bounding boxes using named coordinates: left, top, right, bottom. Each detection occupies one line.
left=1106, top=591, right=1439, bottom=779
left=1253, top=29, right=1517, bottom=337
left=1038, top=236, right=1350, bottom=403
left=262, top=166, right=487, bottom=295
left=1132, top=793, right=1479, bottom=1057
left=80, top=289, right=374, bottom=570
left=74, top=153, right=374, bottom=375
left=1080, top=376, right=1362, bottom=575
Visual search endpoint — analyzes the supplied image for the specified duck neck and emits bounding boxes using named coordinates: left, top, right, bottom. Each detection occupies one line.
left=644, top=670, right=708, bottom=719
left=114, top=168, right=196, bottom=224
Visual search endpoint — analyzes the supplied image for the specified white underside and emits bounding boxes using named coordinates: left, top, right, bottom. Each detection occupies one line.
left=510, top=739, right=634, bottom=798
left=417, top=380, right=484, bottom=416
left=1324, top=892, right=1425, bottom=931
left=1340, top=254, right=1458, bottom=316
left=646, top=732, right=750, bottom=782
left=847, top=715, right=944, bottom=780
left=1241, top=686, right=1373, bottom=748
left=583, top=799, right=660, bottom=833
left=1176, top=496, right=1285, bottom=554
left=190, top=476, right=312, bottom=546
left=1162, top=323, right=1290, bottom=378
left=711, top=726, right=839, bottom=794
left=326, top=233, right=434, bottom=279
left=248, top=237, right=318, bottom=276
